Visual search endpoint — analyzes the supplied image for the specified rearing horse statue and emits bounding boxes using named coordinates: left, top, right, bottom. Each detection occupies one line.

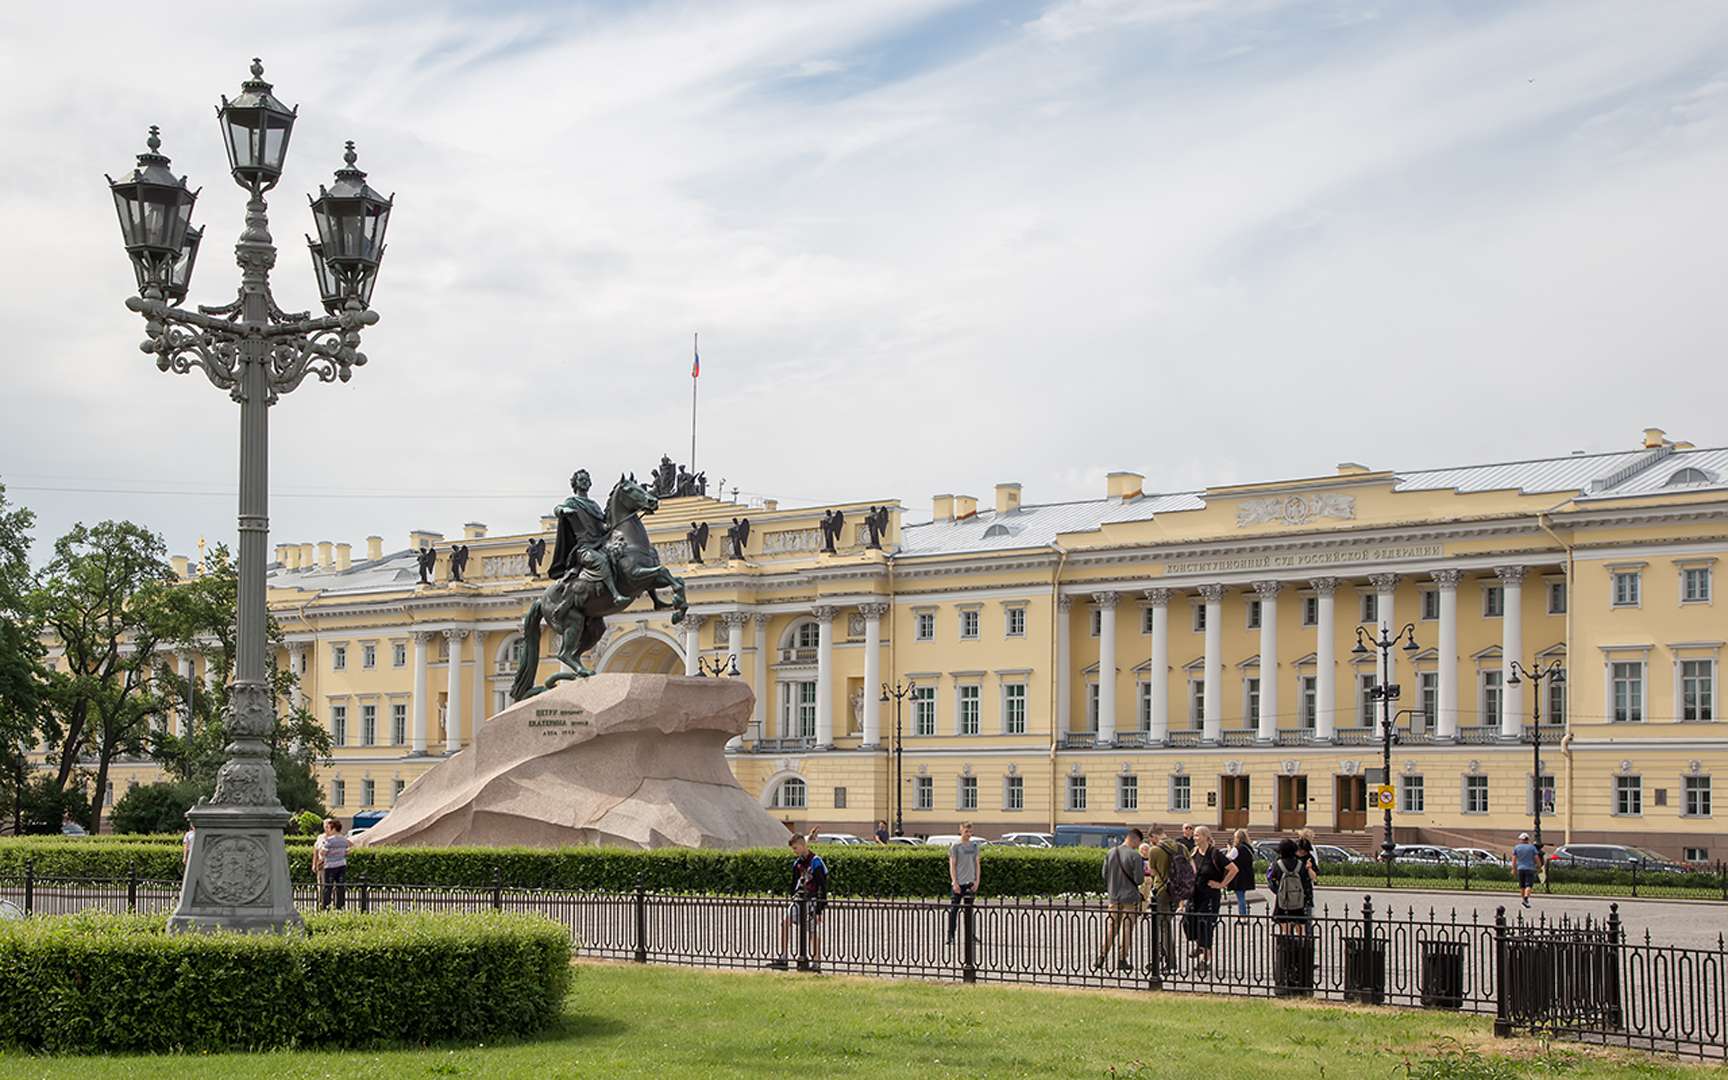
left=510, top=475, right=688, bottom=700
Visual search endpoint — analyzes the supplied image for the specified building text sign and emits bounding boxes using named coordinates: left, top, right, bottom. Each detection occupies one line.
left=1161, top=543, right=1444, bottom=577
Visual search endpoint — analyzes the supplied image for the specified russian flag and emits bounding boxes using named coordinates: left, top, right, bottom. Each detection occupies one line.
left=691, top=344, right=700, bottom=379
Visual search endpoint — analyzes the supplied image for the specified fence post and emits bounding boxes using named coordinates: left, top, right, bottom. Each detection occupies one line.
left=632, top=877, right=648, bottom=964
left=491, top=865, right=503, bottom=912
left=1604, top=902, right=1624, bottom=1028
left=795, top=895, right=810, bottom=972
left=23, top=857, right=33, bottom=916
left=1630, top=859, right=1638, bottom=898
left=358, top=873, right=370, bottom=914
left=1720, top=860, right=1727, bottom=903
left=1492, top=904, right=1511, bottom=1037
left=962, top=893, right=977, bottom=984
left=1462, top=857, right=1470, bottom=893
left=126, top=860, right=138, bottom=913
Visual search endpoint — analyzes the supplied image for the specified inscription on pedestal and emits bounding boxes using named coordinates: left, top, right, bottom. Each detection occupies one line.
left=528, top=705, right=592, bottom=737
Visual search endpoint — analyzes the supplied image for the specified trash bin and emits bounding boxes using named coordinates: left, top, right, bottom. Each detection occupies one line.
left=1420, top=940, right=1466, bottom=1009
left=1273, top=933, right=1316, bottom=998
left=1344, top=935, right=1385, bottom=1005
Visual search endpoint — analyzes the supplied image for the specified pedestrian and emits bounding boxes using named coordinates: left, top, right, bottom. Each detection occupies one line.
left=1179, top=822, right=1196, bottom=852
left=1512, top=831, right=1541, bottom=908
left=947, top=822, right=981, bottom=945
left=875, top=819, right=890, bottom=845
left=1267, top=838, right=1309, bottom=933
left=312, top=817, right=350, bottom=911
left=181, top=821, right=195, bottom=868
left=1295, top=828, right=1319, bottom=923
left=1226, top=827, right=1255, bottom=915
left=1184, top=825, right=1229, bottom=976
left=1093, top=827, right=1145, bottom=972
left=1142, top=826, right=1188, bottom=973
left=770, top=833, right=828, bottom=971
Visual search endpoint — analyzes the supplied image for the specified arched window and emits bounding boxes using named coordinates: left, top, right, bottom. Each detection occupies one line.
left=769, top=776, right=807, bottom=810
left=794, top=621, right=820, bottom=650
left=1665, top=467, right=1716, bottom=487
left=508, top=637, right=526, bottom=665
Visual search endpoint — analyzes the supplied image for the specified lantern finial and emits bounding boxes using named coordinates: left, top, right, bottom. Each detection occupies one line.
left=146, top=125, right=161, bottom=153
left=344, top=141, right=357, bottom=168
left=251, top=57, right=264, bottom=79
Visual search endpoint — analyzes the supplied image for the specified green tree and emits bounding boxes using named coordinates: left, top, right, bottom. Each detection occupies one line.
left=0, top=481, right=49, bottom=834
left=110, top=779, right=204, bottom=834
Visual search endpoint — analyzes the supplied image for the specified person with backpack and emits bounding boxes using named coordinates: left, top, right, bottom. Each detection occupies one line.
left=1093, top=828, right=1145, bottom=972
left=1143, top=826, right=1189, bottom=973
left=1267, top=838, right=1309, bottom=932
left=1295, top=829, right=1320, bottom=923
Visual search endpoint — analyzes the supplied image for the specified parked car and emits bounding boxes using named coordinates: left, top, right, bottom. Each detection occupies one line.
left=1052, top=824, right=1133, bottom=848
left=1312, top=844, right=1371, bottom=864
left=1550, top=844, right=1691, bottom=874
left=1452, top=847, right=1509, bottom=868
left=996, top=832, right=1054, bottom=848
left=1391, top=844, right=1463, bottom=865
left=59, top=821, right=88, bottom=837
left=924, top=834, right=963, bottom=847
left=885, top=836, right=923, bottom=846
left=814, top=833, right=869, bottom=846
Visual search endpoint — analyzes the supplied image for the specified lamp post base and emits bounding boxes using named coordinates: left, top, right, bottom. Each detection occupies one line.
left=168, top=803, right=302, bottom=934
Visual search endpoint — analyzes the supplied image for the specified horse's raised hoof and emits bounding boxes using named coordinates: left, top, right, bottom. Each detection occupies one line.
left=670, top=608, right=686, bottom=624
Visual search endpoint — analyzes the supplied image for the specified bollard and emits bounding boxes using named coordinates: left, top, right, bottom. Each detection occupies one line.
left=632, top=878, right=648, bottom=964
left=1492, top=905, right=1510, bottom=1037
left=23, top=857, right=33, bottom=916
left=962, top=893, right=977, bottom=984
left=127, top=861, right=138, bottom=913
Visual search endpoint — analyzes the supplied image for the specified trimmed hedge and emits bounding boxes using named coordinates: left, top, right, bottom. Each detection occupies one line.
left=0, top=910, right=572, bottom=1053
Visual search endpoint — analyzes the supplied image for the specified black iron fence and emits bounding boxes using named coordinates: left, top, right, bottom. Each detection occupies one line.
left=2, top=862, right=1722, bottom=1060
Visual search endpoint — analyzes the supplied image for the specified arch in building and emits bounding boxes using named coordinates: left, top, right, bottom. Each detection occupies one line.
left=760, top=770, right=808, bottom=811
left=778, top=617, right=822, bottom=653
left=594, top=626, right=684, bottom=674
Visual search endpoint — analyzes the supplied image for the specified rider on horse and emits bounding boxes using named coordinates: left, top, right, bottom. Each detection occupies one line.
left=548, top=469, right=628, bottom=608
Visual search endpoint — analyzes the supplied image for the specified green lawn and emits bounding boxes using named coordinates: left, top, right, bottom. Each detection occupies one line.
left=0, top=963, right=1717, bottom=1079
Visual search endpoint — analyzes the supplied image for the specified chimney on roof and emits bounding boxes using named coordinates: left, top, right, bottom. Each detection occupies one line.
left=540, top=515, right=557, bottom=532
left=170, top=555, right=190, bottom=579
left=283, top=545, right=299, bottom=571
left=409, top=530, right=443, bottom=550
left=1106, top=471, right=1143, bottom=499
left=299, top=542, right=315, bottom=570
left=316, top=541, right=334, bottom=569
left=274, top=543, right=290, bottom=566
left=1643, top=427, right=1668, bottom=449
left=1336, top=462, right=1370, bottom=476
left=463, top=522, right=487, bottom=540
left=366, top=535, right=383, bottom=561
left=954, top=495, right=978, bottom=519
left=995, top=482, right=1022, bottom=515
left=762, top=499, right=778, bottom=512
left=932, top=494, right=955, bottom=522
left=335, top=543, right=352, bottom=571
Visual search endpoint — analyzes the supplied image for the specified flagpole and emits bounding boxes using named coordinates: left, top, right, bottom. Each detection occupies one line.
left=690, top=331, right=698, bottom=475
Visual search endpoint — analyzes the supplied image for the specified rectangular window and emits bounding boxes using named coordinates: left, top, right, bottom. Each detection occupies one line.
left=1482, top=670, right=1503, bottom=728
left=915, top=612, right=935, bottom=641
left=1418, top=672, right=1438, bottom=729
left=331, top=779, right=346, bottom=808
left=1246, top=599, right=1262, bottom=629
left=1400, top=775, right=1424, bottom=813
left=1192, top=604, right=1206, bottom=632
left=1189, top=679, right=1205, bottom=726
left=333, top=645, right=347, bottom=671
left=1421, top=590, right=1439, bottom=621
left=912, top=686, right=936, bottom=736
left=1005, top=775, right=1024, bottom=811
left=1067, top=775, right=1088, bottom=812
left=1684, top=775, right=1712, bottom=818
left=1086, top=682, right=1100, bottom=732
left=1682, top=567, right=1712, bottom=603
left=1463, top=775, right=1489, bottom=815
left=1483, top=586, right=1503, bottom=618
left=958, top=776, right=978, bottom=812
left=1302, top=596, right=1318, bottom=627
left=1685, top=847, right=1709, bottom=863
left=1681, top=659, right=1715, bottom=721
left=391, top=703, right=407, bottom=745
left=361, top=778, right=375, bottom=806
left=1615, top=775, right=1642, bottom=816
left=796, top=683, right=816, bottom=738
left=1612, top=571, right=1641, bottom=607
left=1359, top=673, right=1377, bottom=726
left=1611, top=662, right=1644, bottom=723
left=392, top=779, right=405, bottom=802
left=331, top=704, right=348, bottom=746
left=1300, top=676, right=1316, bottom=728
left=1004, top=683, right=1027, bottom=734
left=1170, top=774, right=1191, bottom=812
left=362, top=643, right=376, bottom=669
left=1546, top=675, right=1565, bottom=725
left=1118, top=774, right=1139, bottom=812
left=361, top=704, right=377, bottom=746
left=1006, top=607, right=1026, bottom=637
left=1089, top=609, right=1102, bottom=637
left=1547, top=582, right=1567, bottom=615
left=1142, top=606, right=1157, bottom=634
left=1361, top=593, right=1377, bottom=624
left=915, top=776, right=934, bottom=811
left=958, top=685, right=981, bottom=735
left=393, top=642, right=407, bottom=667
left=834, top=787, right=848, bottom=809
left=960, top=609, right=980, bottom=640
left=1136, top=682, right=1152, bottom=732
left=1530, top=774, right=1557, bottom=815
left=1245, top=677, right=1260, bottom=724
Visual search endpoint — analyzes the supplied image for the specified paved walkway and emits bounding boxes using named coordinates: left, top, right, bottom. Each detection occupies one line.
left=1310, top=886, right=1725, bottom=949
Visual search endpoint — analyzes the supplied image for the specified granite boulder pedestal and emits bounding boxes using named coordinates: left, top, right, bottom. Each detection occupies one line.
left=356, top=674, right=788, bottom=849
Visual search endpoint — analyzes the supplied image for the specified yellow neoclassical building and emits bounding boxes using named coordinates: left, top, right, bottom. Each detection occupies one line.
left=85, top=428, right=1727, bottom=859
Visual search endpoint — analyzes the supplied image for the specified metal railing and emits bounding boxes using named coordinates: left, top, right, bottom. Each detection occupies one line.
left=1, top=866, right=1722, bottom=1059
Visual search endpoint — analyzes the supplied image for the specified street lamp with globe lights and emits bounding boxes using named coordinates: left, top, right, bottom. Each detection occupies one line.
left=1353, top=623, right=1420, bottom=867
left=1507, top=658, right=1565, bottom=861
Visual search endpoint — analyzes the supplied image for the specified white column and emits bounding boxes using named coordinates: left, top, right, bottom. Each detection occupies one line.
left=443, top=629, right=466, bottom=754
left=813, top=605, right=837, bottom=747
left=860, top=603, right=888, bottom=747
left=752, top=614, right=770, bottom=740
left=1093, top=592, right=1119, bottom=746
left=683, top=614, right=704, bottom=677
left=1312, top=578, right=1338, bottom=743
left=1432, top=570, right=1460, bottom=740
left=1056, top=595, right=1073, bottom=735
left=1145, top=589, right=1171, bottom=744
left=410, top=630, right=431, bottom=755
left=723, top=612, right=750, bottom=750
left=1254, top=580, right=1281, bottom=742
left=1199, top=584, right=1224, bottom=743
left=1369, top=572, right=1400, bottom=690
left=1498, top=566, right=1525, bottom=739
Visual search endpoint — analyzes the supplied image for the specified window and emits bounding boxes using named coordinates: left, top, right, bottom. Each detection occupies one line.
left=391, top=703, right=407, bottom=746
left=393, top=642, right=407, bottom=667
left=1089, top=609, right=1102, bottom=637
left=1483, top=586, right=1503, bottom=618
left=782, top=682, right=817, bottom=738
left=1245, top=677, right=1260, bottom=725
left=1302, top=596, right=1318, bottom=627
left=1612, top=571, right=1641, bottom=607
left=1170, top=775, right=1191, bottom=812
left=392, top=779, right=405, bottom=803
left=331, top=704, right=348, bottom=746
left=915, top=612, right=935, bottom=641
left=960, top=609, right=980, bottom=640
left=958, top=776, right=978, bottom=811
left=834, top=787, right=848, bottom=809
left=1530, top=774, right=1557, bottom=815
left=1482, top=671, right=1503, bottom=729
left=333, top=645, right=347, bottom=671
left=958, top=685, right=981, bottom=735
left=362, top=643, right=376, bottom=669
left=1614, top=775, right=1642, bottom=816
left=1004, top=775, right=1024, bottom=811
left=1192, top=604, right=1206, bottom=632
left=1611, top=662, right=1644, bottom=723
left=1685, top=846, right=1710, bottom=862
left=1006, top=607, right=1026, bottom=637
left=361, top=778, right=375, bottom=806
left=1418, top=672, right=1438, bottom=729
left=1684, top=776, right=1712, bottom=818
left=912, top=686, right=936, bottom=736
left=1067, top=774, right=1088, bottom=811
left=770, top=777, right=807, bottom=810
left=1142, top=607, right=1157, bottom=634
left=1546, top=675, right=1566, bottom=725
left=1682, top=567, right=1712, bottom=603
left=794, top=621, right=820, bottom=650
left=1189, top=679, right=1205, bottom=725
left=1361, top=593, right=1378, bottom=624
left=914, top=776, right=933, bottom=811
left=1086, top=683, right=1100, bottom=731
left=1118, top=774, right=1139, bottom=812
left=1299, top=676, right=1316, bottom=728
left=1682, top=660, right=1714, bottom=721
left=1400, top=775, right=1425, bottom=813
left=1421, top=590, right=1439, bottom=621
left=1136, top=682, right=1152, bottom=732
left=329, top=779, right=346, bottom=807
left=1004, top=683, right=1027, bottom=734
left=1463, top=775, right=1488, bottom=815
left=1359, top=673, right=1377, bottom=726
left=1246, top=599, right=1262, bottom=629
left=1547, top=582, right=1567, bottom=615
left=361, top=704, right=377, bottom=746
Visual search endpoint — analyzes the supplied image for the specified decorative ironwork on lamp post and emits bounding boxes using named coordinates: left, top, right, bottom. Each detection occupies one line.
left=108, top=59, right=392, bottom=933
left=1353, top=623, right=1419, bottom=867
left=694, top=654, right=739, bottom=678
left=881, top=679, right=916, bottom=838
left=1508, top=658, right=1564, bottom=859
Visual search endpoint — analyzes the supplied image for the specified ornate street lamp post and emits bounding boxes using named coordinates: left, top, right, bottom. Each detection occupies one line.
left=880, top=679, right=916, bottom=838
left=1353, top=623, right=1419, bottom=867
left=1508, top=659, right=1564, bottom=860
left=694, top=654, right=739, bottom=678
left=108, top=59, right=391, bottom=933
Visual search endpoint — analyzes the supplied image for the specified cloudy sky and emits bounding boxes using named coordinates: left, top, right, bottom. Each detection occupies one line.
left=3, top=0, right=1726, bottom=562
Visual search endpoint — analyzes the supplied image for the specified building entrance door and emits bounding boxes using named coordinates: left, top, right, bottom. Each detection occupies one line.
left=1335, top=775, right=1367, bottom=831
left=1219, top=775, right=1250, bottom=830
left=1276, top=775, right=1308, bottom=831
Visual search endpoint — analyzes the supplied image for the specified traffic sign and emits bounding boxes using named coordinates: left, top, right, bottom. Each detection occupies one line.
left=1373, top=784, right=1396, bottom=810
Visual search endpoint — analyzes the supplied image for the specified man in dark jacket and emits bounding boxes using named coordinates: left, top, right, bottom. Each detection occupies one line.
left=770, top=834, right=828, bottom=971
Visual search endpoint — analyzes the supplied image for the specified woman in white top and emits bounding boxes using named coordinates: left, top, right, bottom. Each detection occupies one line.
left=312, top=818, right=351, bottom=910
